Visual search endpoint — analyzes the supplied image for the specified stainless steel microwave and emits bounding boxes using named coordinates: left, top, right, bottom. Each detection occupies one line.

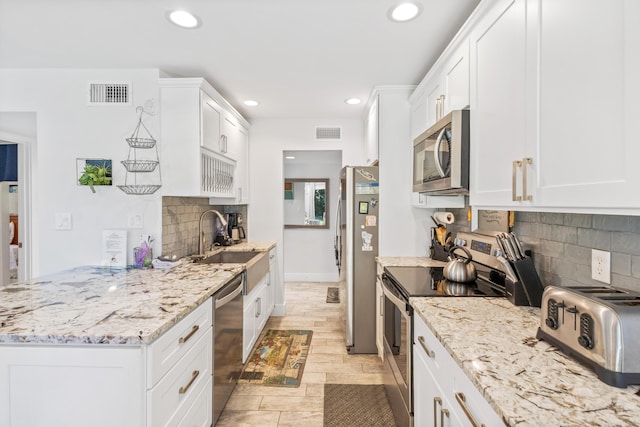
left=413, top=110, right=469, bottom=194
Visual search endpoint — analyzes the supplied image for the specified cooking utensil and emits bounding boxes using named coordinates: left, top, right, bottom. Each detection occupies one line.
left=443, top=245, right=477, bottom=283
left=510, top=232, right=525, bottom=259
left=501, top=233, right=518, bottom=261
left=435, top=225, right=447, bottom=245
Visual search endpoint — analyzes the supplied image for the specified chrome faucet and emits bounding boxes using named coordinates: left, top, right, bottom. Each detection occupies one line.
left=198, top=209, right=228, bottom=256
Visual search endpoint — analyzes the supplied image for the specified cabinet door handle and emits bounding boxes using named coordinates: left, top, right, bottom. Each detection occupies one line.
left=178, top=370, right=200, bottom=394
left=440, top=408, right=450, bottom=427
left=178, top=325, right=200, bottom=344
left=255, top=297, right=261, bottom=318
left=512, top=160, right=522, bottom=201
left=434, top=397, right=442, bottom=427
left=417, top=336, right=435, bottom=358
left=522, top=157, right=533, bottom=201
left=455, top=392, right=485, bottom=427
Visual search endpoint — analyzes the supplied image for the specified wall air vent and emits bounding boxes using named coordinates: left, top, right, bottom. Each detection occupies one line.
left=315, top=126, right=341, bottom=140
left=88, top=82, right=131, bottom=105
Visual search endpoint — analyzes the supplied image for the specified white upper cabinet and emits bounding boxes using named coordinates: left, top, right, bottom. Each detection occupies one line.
left=534, top=0, right=640, bottom=209
left=201, top=92, right=224, bottom=154
left=410, top=39, right=470, bottom=140
left=442, top=38, right=470, bottom=114
left=470, top=0, right=640, bottom=212
left=160, top=78, right=250, bottom=201
left=469, top=0, right=532, bottom=207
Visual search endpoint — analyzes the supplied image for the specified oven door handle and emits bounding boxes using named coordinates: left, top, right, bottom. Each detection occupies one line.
left=381, top=275, right=410, bottom=313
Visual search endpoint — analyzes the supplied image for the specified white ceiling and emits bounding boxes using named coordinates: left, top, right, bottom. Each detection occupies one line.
left=0, top=0, right=479, bottom=121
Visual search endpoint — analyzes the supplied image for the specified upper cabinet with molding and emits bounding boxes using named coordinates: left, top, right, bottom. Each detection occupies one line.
left=159, top=78, right=250, bottom=203
left=410, top=39, right=470, bottom=141
left=469, top=0, right=640, bottom=212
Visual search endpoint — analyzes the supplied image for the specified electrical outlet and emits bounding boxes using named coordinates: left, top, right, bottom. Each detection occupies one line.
left=591, top=249, right=611, bottom=284
left=128, top=213, right=144, bottom=229
left=55, top=213, right=72, bottom=230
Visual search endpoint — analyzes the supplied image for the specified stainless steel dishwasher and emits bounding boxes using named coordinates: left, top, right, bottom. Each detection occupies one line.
left=212, top=272, right=244, bottom=425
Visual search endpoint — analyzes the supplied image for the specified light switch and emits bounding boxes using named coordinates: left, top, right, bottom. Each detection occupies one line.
left=55, top=213, right=72, bottom=230
left=128, top=213, right=144, bottom=229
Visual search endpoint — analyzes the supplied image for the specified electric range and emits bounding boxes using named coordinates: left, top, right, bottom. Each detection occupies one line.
left=382, top=265, right=506, bottom=299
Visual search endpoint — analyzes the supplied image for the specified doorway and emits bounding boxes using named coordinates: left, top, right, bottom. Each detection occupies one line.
left=0, top=112, right=35, bottom=285
left=282, top=150, right=342, bottom=282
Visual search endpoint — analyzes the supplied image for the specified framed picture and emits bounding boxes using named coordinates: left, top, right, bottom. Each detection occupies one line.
left=77, top=158, right=112, bottom=192
left=284, top=181, right=294, bottom=200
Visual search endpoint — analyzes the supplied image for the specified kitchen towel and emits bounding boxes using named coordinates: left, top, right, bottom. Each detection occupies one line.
left=434, top=211, right=455, bottom=225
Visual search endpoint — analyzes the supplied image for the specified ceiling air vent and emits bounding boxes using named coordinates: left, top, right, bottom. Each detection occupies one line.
left=315, top=126, right=341, bottom=140
left=88, top=82, right=131, bottom=105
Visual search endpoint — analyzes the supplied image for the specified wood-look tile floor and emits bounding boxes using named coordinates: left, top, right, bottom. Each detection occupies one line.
left=215, top=281, right=384, bottom=427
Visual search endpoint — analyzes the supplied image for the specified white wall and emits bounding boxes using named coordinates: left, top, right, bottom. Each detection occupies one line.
left=376, top=88, right=435, bottom=257
left=284, top=150, right=342, bottom=282
left=0, top=69, right=162, bottom=276
left=248, top=119, right=364, bottom=315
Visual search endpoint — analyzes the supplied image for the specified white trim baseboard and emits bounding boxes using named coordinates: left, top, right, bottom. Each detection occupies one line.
left=284, top=273, right=339, bottom=282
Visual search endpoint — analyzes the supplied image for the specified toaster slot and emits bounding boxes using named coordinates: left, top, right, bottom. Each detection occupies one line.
left=598, top=296, right=640, bottom=306
left=567, top=286, right=627, bottom=294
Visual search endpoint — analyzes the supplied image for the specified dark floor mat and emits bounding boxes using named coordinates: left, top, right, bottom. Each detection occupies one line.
left=323, top=384, right=397, bottom=427
left=326, top=286, right=340, bottom=303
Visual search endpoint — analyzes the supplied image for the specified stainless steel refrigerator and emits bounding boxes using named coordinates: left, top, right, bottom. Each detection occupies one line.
left=334, top=166, right=379, bottom=354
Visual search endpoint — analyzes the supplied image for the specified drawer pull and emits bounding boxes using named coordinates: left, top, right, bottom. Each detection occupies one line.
left=179, top=370, right=200, bottom=394
left=522, top=157, right=533, bottom=201
left=418, top=336, right=435, bottom=358
left=512, top=160, right=522, bottom=201
left=178, top=325, right=200, bottom=344
left=455, top=392, right=485, bottom=427
left=440, top=408, right=450, bottom=427
left=434, top=397, right=442, bottom=427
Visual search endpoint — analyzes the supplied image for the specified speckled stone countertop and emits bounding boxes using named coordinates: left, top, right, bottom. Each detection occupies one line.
left=0, top=242, right=275, bottom=346
left=376, top=256, right=447, bottom=268
left=411, top=298, right=640, bottom=426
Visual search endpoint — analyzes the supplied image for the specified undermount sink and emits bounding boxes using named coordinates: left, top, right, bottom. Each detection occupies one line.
left=196, top=251, right=260, bottom=264
left=196, top=250, right=270, bottom=296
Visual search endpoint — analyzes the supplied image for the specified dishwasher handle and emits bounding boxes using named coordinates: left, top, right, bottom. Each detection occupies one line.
left=215, top=274, right=244, bottom=309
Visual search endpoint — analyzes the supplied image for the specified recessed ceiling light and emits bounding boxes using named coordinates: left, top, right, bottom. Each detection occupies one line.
left=243, top=100, right=259, bottom=107
left=285, top=156, right=296, bottom=160
left=168, top=10, right=200, bottom=29
left=388, top=2, right=422, bottom=22
left=345, top=98, right=362, bottom=105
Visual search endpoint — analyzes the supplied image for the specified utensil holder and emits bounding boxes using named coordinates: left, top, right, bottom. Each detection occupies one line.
left=134, top=247, right=153, bottom=268
left=509, top=256, right=544, bottom=307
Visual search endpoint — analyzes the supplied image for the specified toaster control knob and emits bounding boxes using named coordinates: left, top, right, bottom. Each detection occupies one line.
left=545, top=317, right=558, bottom=330
left=578, top=335, right=594, bottom=350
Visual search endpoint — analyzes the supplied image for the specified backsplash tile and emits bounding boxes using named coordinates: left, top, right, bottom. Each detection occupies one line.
left=434, top=207, right=640, bottom=293
left=161, top=197, right=247, bottom=258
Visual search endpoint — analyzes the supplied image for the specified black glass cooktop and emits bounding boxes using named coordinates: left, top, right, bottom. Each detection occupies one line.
left=383, top=266, right=506, bottom=299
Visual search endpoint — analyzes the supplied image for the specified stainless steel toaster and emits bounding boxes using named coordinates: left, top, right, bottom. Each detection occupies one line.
left=536, top=284, right=640, bottom=388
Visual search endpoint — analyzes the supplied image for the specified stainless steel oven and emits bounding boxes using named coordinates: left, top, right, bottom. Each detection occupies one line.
left=382, top=273, right=413, bottom=427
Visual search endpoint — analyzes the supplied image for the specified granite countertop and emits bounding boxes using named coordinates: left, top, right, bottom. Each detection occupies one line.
left=411, top=298, right=640, bottom=426
left=376, top=256, right=447, bottom=268
left=0, top=242, right=275, bottom=346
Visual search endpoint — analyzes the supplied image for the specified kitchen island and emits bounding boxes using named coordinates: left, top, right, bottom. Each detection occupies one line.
left=378, top=257, right=640, bottom=426
left=0, top=242, right=274, bottom=427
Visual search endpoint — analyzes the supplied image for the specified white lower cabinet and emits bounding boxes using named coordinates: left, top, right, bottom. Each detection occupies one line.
left=413, top=314, right=503, bottom=427
left=0, top=300, right=213, bottom=427
left=243, top=273, right=270, bottom=362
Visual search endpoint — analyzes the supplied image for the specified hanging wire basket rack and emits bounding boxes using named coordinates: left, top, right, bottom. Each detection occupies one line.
left=121, top=159, right=159, bottom=173
left=126, top=107, right=157, bottom=149
left=119, top=105, right=162, bottom=195
left=117, top=184, right=162, bottom=195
